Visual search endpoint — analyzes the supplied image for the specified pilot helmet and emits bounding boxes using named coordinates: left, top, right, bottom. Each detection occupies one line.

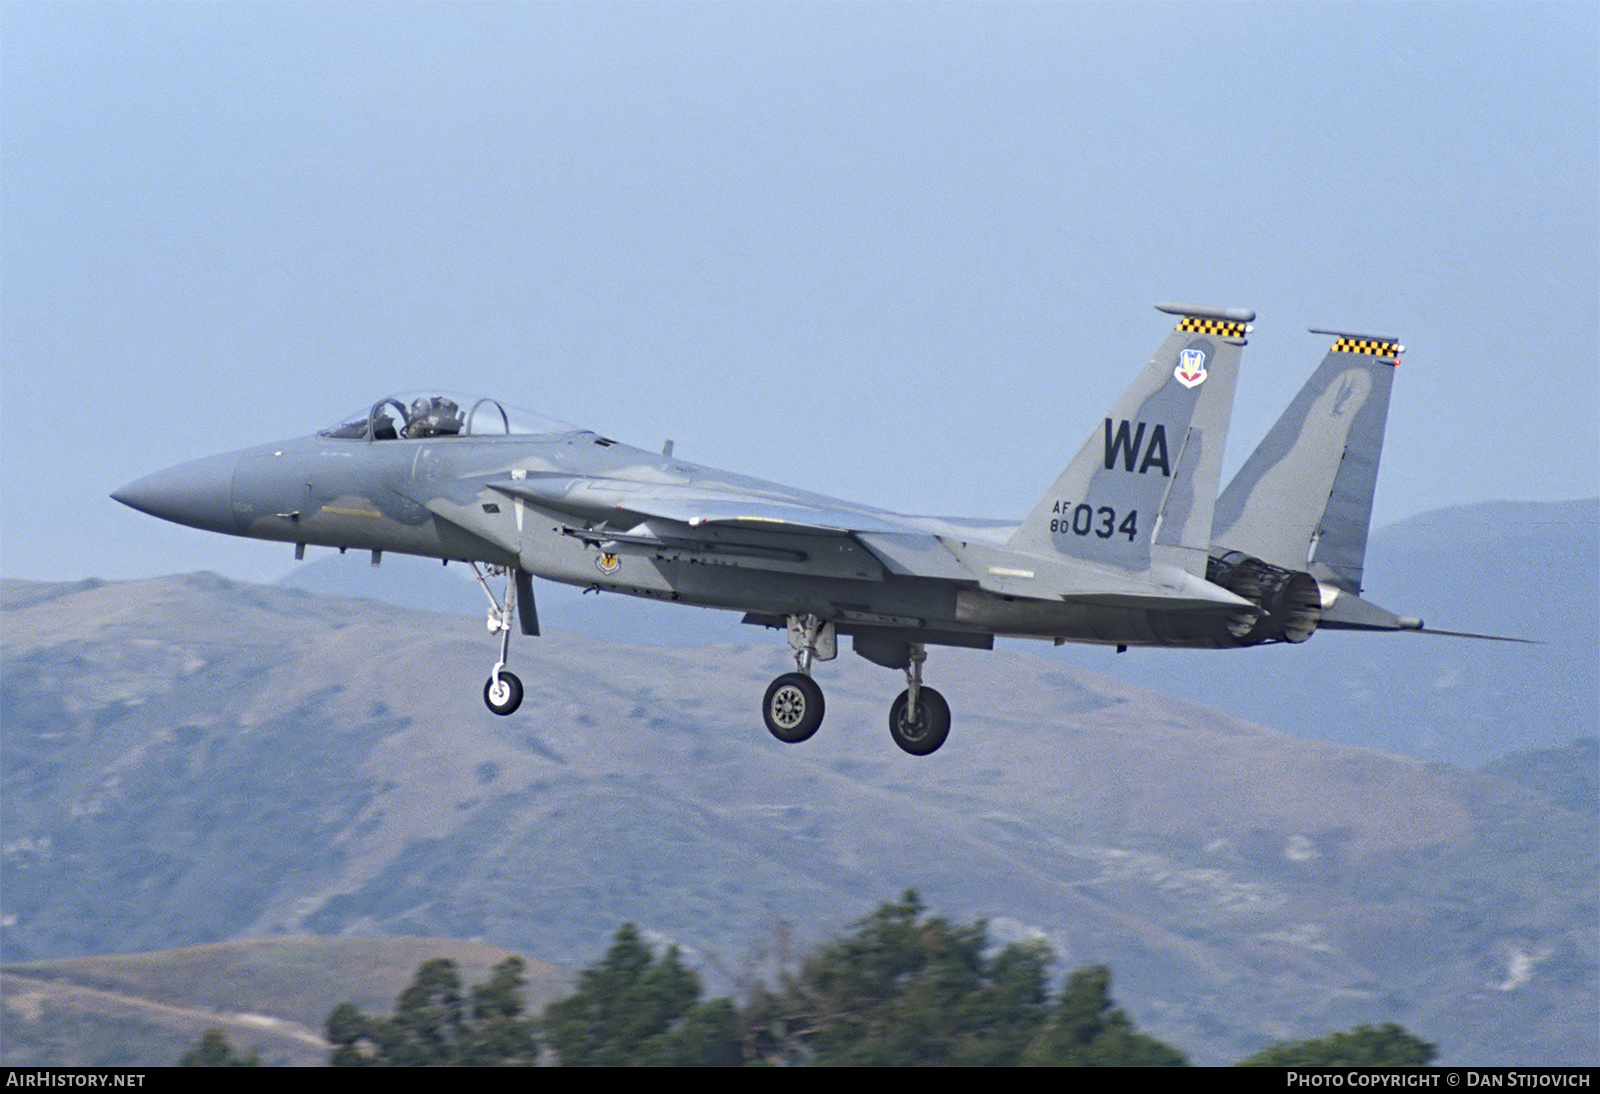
left=406, top=395, right=462, bottom=437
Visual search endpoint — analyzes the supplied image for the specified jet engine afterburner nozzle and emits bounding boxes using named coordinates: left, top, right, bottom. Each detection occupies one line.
left=1207, top=550, right=1323, bottom=646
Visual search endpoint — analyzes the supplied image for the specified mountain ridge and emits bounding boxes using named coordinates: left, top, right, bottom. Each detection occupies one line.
left=4, top=541, right=1594, bottom=1064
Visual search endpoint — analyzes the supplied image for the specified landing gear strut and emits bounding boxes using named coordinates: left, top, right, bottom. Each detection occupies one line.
left=757, top=622, right=954, bottom=755
left=472, top=563, right=524, bottom=716
left=761, top=615, right=834, bottom=744
left=888, top=643, right=949, bottom=755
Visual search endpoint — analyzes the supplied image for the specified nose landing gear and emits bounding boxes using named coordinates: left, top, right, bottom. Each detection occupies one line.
left=472, top=563, right=535, bottom=716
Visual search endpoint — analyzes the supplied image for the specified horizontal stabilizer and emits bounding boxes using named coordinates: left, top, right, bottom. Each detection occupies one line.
left=1414, top=626, right=1536, bottom=646
left=1316, top=587, right=1414, bottom=631
left=1318, top=587, right=1536, bottom=643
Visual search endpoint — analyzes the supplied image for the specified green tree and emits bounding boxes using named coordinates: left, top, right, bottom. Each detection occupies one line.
left=463, top=955, right=539, bottom=1065
left=1023, top=964, right=1186, bottom=1066
left=542, top=922, right=741, bottom=1066
left=178, top=1027, right=260, bottom=1067
left=389, top=957, right=467, bottom=1065
left=327, top=956, right=538, bottom=1066
left=321, top=900, right=1193, bottom=1067
left=326, top=1002, right=373, bottom=1067
left=1237, top=1023, right=1437, bottom=1067
left=755, top=890, right=1060, bottom=1066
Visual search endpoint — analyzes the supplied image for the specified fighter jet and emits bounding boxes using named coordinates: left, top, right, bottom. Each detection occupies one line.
left=112, top=303, right=1470, bottom=756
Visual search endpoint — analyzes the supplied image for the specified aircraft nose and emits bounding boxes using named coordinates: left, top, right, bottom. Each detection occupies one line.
left=112, top=452, right=241, bottom=534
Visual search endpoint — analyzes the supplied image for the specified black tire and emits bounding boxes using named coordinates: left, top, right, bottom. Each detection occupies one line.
left=484, top=670, right=524, bottom=716
left=888, top=686, right=950, bottom=755
left=763, top=672, right=825, bottom=743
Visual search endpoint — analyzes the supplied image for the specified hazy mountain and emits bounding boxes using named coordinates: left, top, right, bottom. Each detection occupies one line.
left=3, top=565, right=1594, bottom=1065
left=1481, top=737, right=1598, bottom=817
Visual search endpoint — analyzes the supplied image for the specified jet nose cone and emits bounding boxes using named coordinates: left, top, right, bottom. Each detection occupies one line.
left=112, top=452, right=241, bottom=534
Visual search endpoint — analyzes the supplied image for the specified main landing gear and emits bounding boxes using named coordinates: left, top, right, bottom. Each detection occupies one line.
left=760, top=615, right=952, bottom=756
left=761, top=615, right=832, bottom=743
left=472, top=563, right=537, bottom=716
left=762, top=673, right=824, bottom=743
left=887, top=644, right=950, bottom=756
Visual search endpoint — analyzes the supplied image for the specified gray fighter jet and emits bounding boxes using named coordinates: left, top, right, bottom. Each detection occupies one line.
left=112, top=304, right=1471, bottom=755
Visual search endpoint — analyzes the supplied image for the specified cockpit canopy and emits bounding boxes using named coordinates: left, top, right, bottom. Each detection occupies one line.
left=319, top=391, right=582, bottom=441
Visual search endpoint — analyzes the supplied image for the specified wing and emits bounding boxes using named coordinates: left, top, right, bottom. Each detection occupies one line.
left=490, top=474, right=921, bottom=536
left=476, top=474, right=1246, bottom=610
left=485, top=473, right=986, bottom=578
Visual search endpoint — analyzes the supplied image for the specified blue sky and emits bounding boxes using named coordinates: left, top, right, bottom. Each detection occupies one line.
left=3, top=2, right=1595, bottom=583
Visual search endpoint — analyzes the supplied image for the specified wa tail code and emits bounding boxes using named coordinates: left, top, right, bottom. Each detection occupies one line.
left=1104, top=419, right=1171, bottom=475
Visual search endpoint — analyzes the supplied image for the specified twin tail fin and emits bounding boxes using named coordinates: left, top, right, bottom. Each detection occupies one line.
left=1213, top=328, right=1401, bottom=594
left=1009, top=302, right=1251, bottom=579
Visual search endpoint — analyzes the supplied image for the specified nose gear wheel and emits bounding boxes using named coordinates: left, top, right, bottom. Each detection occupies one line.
left=484, top=670, right=524, bottom=716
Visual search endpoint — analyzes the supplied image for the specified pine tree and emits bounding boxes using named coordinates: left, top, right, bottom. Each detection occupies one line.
left=178, top=1027, right=260, bottom=1067
left=1237, top=1023, right=1437, bottom=1067
left=1023, top=965, right=1186, bottom=1066
left=542, top=922, right=742, bottom=1066
left=758, top=890, right=1061, bottom=1066
left=327, top=956, right=538, bottom=1065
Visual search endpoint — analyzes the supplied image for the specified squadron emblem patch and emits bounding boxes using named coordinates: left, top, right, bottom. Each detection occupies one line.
left=1174, top=348, right=1207, bottom=388
left=597, top=552, right=621, bottom=575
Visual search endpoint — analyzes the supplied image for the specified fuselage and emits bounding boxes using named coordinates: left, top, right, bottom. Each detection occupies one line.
left=113, top=418, right=1252, bottom=653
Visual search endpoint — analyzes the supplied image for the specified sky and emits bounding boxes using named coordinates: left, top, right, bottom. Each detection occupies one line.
left=3, top=1, right=1596, bottom=585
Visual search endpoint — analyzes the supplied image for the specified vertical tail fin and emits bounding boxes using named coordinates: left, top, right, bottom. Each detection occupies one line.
left=1213, top=329, right=1401, bottom=593
left=1009, top=303, right=1250, bottom=578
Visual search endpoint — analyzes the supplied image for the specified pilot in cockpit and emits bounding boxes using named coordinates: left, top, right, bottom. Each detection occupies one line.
left=404, top=395, right=464, bottom=438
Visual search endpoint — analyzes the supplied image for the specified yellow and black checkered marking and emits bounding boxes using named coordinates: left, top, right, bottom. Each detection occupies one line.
left=1331, top=337, right=1401, bottom=356
left=1177, top=315, right=1249, bottom=339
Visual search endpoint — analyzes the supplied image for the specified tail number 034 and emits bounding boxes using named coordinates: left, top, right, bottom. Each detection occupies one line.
left=1049, top=503, right=1138, bottom=542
